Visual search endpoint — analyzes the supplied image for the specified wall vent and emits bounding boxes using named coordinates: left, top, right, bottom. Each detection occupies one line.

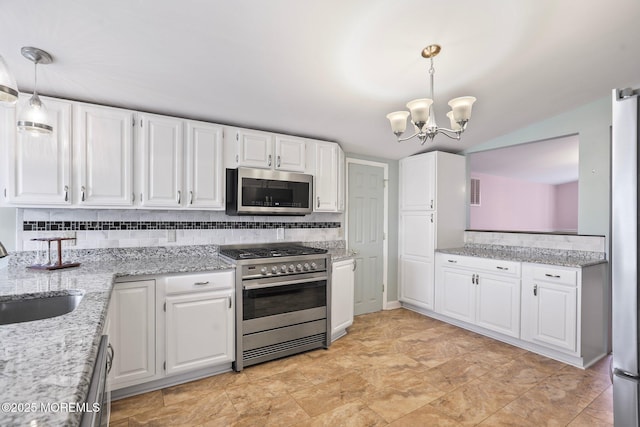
left=470, top=178, right=481, bottom=206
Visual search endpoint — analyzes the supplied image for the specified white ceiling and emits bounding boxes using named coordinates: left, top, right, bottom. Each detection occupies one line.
left=1, top=0, right=639, bottom=160
left=468, top=134, right=579, bottom=185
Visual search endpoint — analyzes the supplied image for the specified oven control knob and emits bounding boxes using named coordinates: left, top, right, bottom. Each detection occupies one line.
left=303, top=263, right=310, bottom=271
left=281, top=265, right=287, bottom=273
left=260, top=267, right=268, bottom=275
left=310, top=262, right=317, bottom=270
left=288, top=264, right=295, bottom=272
left=271, top=266, right=279, bottom=274
left=296, top=263, right=303, bottom=271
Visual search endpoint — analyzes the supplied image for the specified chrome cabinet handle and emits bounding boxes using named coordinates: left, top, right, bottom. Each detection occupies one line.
left=496, top=266, right=509, bottom=270
left=447, top=259, right=457, bottom=263
left=107, top=343, right=114, bottom=374
left=430, top=199, right=434, bottom=209
left=64, top=185, right=69, bottom=202
left=471, top=274, right=476, bottom=284
left=352, top=261, right=357, bottom=272
left=430, top=213, right=434, bottom=223
left=545, top=273, right=561, bottom=278
left=277, top=155, right=281, bottom=168
left=317, top=196, right=320, bottom=208
left=533, top=284, right=538, bottom=296
left=189, top=190, right=194, bottom=205
left=228, top=296, right=232, bottom=309
left=177, top=190, right=181, bottom=205
left=81, top=186, right=86, bottom=202
left=194, top=281, right=210, bottom=286
left=268, top=154, right=272, bottom=167
left=132, top=192, right=135, bottom=203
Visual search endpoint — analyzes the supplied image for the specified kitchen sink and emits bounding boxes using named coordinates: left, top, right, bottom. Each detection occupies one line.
left=0, top=292, right=84, bottom=325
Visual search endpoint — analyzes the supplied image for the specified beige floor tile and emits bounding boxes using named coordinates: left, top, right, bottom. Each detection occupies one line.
left=388, top=403, right=462, bottom=426
left=581, top=385, right=614, bottom=424
left=110, top=390, right=164, bottom=422
left=162, top=371, right=250, bottom=406
left=568, top=411, right=614, bottom=426
left=298, top=401, right=387, bottom=427
left=364, top=382, right=445, bottom=423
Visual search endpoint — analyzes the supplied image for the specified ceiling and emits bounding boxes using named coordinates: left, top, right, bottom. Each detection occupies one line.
left=468, top=134, right=579, bottom=185
left=1, top=0, right=639, bottom=161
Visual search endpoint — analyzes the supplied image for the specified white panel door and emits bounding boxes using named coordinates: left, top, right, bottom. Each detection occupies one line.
left=75, top=103, right=134, bottom=206
left=185, top=121, right=224, bottom=209
left=399, top=257, right=435, bottom=310
left=475, top=274, right=521, bottom=338
left=236, top=129, right=273, bottom=168
left=331, top=259, right=355, bottom=340
left=165, top=290, right=234, bottom=375
left=436, top=268, right=475, bottom=323
left=274, top=135, right=306, bottom=172
left=109, top=280, right=156, bottom=389
left=399, top=153, right=435, bottom=211
left=7, top=95, right=71, bottom=205
left=314, top=142, right=339, bottom=211
left=140, top=114, right=184, bottom=207
left=525, top=280, right=577, bottom=352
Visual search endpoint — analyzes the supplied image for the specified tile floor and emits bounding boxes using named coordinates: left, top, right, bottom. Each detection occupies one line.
left=109, top=308, right=613, bottom=426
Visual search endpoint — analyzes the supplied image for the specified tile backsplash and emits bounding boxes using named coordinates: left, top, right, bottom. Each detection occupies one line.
left=464, top=231, right=606, bottom=253
left=16, top=209, right=344, bottom=251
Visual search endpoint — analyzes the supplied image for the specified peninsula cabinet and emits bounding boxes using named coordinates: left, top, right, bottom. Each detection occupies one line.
left=398, top=151, right=466, bottom=311
left=74, top=103, right=134, bottom=206
left=4, top=95, right=72, bottom=206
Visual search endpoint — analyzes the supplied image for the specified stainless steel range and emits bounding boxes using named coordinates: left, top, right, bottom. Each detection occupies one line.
left=219, top=243, right=331, bottom=371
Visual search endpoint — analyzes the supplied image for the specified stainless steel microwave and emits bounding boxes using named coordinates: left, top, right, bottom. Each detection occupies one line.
left=225, top=168, right=313, bottom=216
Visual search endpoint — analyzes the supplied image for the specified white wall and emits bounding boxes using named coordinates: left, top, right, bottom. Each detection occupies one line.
left=0, top=208, right=16, bottom=252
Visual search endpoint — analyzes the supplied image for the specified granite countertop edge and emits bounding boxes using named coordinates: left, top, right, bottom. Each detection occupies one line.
left=436, top=247, right=607, bottom=268
left=0, top=256, right=234, bottom=426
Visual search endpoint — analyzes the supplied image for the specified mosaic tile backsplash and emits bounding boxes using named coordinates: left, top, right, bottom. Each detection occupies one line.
left=16, top=209, right=344, bottom=251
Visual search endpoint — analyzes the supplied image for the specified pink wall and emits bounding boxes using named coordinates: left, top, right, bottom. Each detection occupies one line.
left=470, top=173, right=578, bottom=232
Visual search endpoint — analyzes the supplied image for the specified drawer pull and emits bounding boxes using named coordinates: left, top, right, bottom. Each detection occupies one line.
left=533, top=284, right=538, bottom=296
left=496, top=266, right=509, bottom=270
left=545, top=273, right=561, bottom=278
left=447, top=259, right=457, bottom=263
left=194, top=281, right=210, bottom=286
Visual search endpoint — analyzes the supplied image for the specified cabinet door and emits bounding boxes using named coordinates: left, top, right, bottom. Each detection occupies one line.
left=236, top=129, right=273, bottom=168
left=522, top=280, right=577, bottom=352
left=139, top=114, right=184, bottom=207
left=399, top=257, right=435, bottom=310
left=400, top=212, right=435, bottom=260
left=185, top=121, right=224, bottom=209
left=75, top=104, right=134, bottom=206
left=165, top=290, right=234, bottom=375
left=109, top=280, right=156, bottom=389
left=436, top=267, right=475, bottom=323
left=314, top=142, right=339, bottom=211
left=475, top=274, right=520, bottom=338
left=274, top=135, right=306, bottom=172
left=6, top=95, right=71, bottom=205
left=399, top=153, right=435, bottom=211
left=331, top=259, right=355, bottom=340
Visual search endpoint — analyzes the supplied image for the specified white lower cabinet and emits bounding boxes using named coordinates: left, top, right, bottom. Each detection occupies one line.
left=108, top=279, right=156, bottom=389
left=331, top=259, right=355, bottom=341
left=435, top=254, right=520, bottom=338
left=108, top=270, right=235, bottom=393
left=521, top=264, right=578, bottom=353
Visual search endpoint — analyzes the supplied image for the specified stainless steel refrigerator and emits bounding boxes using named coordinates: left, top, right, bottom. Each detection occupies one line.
left=612, top=87, right=640, bottom=426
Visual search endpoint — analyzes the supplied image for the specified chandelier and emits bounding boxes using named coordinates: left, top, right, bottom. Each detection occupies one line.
left=386, top=44, right=476, bottom=145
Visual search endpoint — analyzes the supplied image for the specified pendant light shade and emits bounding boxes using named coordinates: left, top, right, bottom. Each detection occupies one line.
left=17, top=46, right=53, bottom=136
left=0, top=54, right=18, bottom=104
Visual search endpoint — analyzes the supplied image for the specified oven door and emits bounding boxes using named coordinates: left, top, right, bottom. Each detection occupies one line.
left=242, top=272, right=327, bottom=320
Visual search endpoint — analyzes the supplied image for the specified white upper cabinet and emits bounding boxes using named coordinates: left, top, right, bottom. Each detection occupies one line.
left=400, top=153, right=436, bottom=211
left=233, top=129, right=307, bottom=172
left=185, top=121, right=224, bottom=209
left=274, top=135, right=306, bottom=172
left=75, top=103, right=134, bottom=206
left=314, top=141, right=344, bottom=212
left=139, top=113, right=184, bottom=207
left=5, top=95, right=72, bottom=205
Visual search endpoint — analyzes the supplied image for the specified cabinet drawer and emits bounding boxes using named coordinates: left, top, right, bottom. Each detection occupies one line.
left=166, top=270, right=234, bottom=294
left=438, top=254, right=520, bottom=277
left=531, top=266, right=577, bottom=286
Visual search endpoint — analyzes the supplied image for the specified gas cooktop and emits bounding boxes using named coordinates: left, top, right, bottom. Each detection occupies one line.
left=219, top=243, right=327, bottom=260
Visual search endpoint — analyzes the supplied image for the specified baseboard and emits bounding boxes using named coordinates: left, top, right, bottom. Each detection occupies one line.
left=384, top=300, right=401, bottom=310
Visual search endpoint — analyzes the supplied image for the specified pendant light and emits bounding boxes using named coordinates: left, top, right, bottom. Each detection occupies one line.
left=0, top=54, right=18, bottom=103
left=17, top=46, right=53, bottom=135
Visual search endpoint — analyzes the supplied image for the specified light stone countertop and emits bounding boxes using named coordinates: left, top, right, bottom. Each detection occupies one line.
left=0, top=256, right=233, bottom=427
left=327, top=248, right=356, bottom=262
left=436, top=245, right=607, bottom=268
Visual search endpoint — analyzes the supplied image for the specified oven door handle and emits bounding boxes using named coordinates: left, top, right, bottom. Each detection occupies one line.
left=243, top=275, right=327, bottom=290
